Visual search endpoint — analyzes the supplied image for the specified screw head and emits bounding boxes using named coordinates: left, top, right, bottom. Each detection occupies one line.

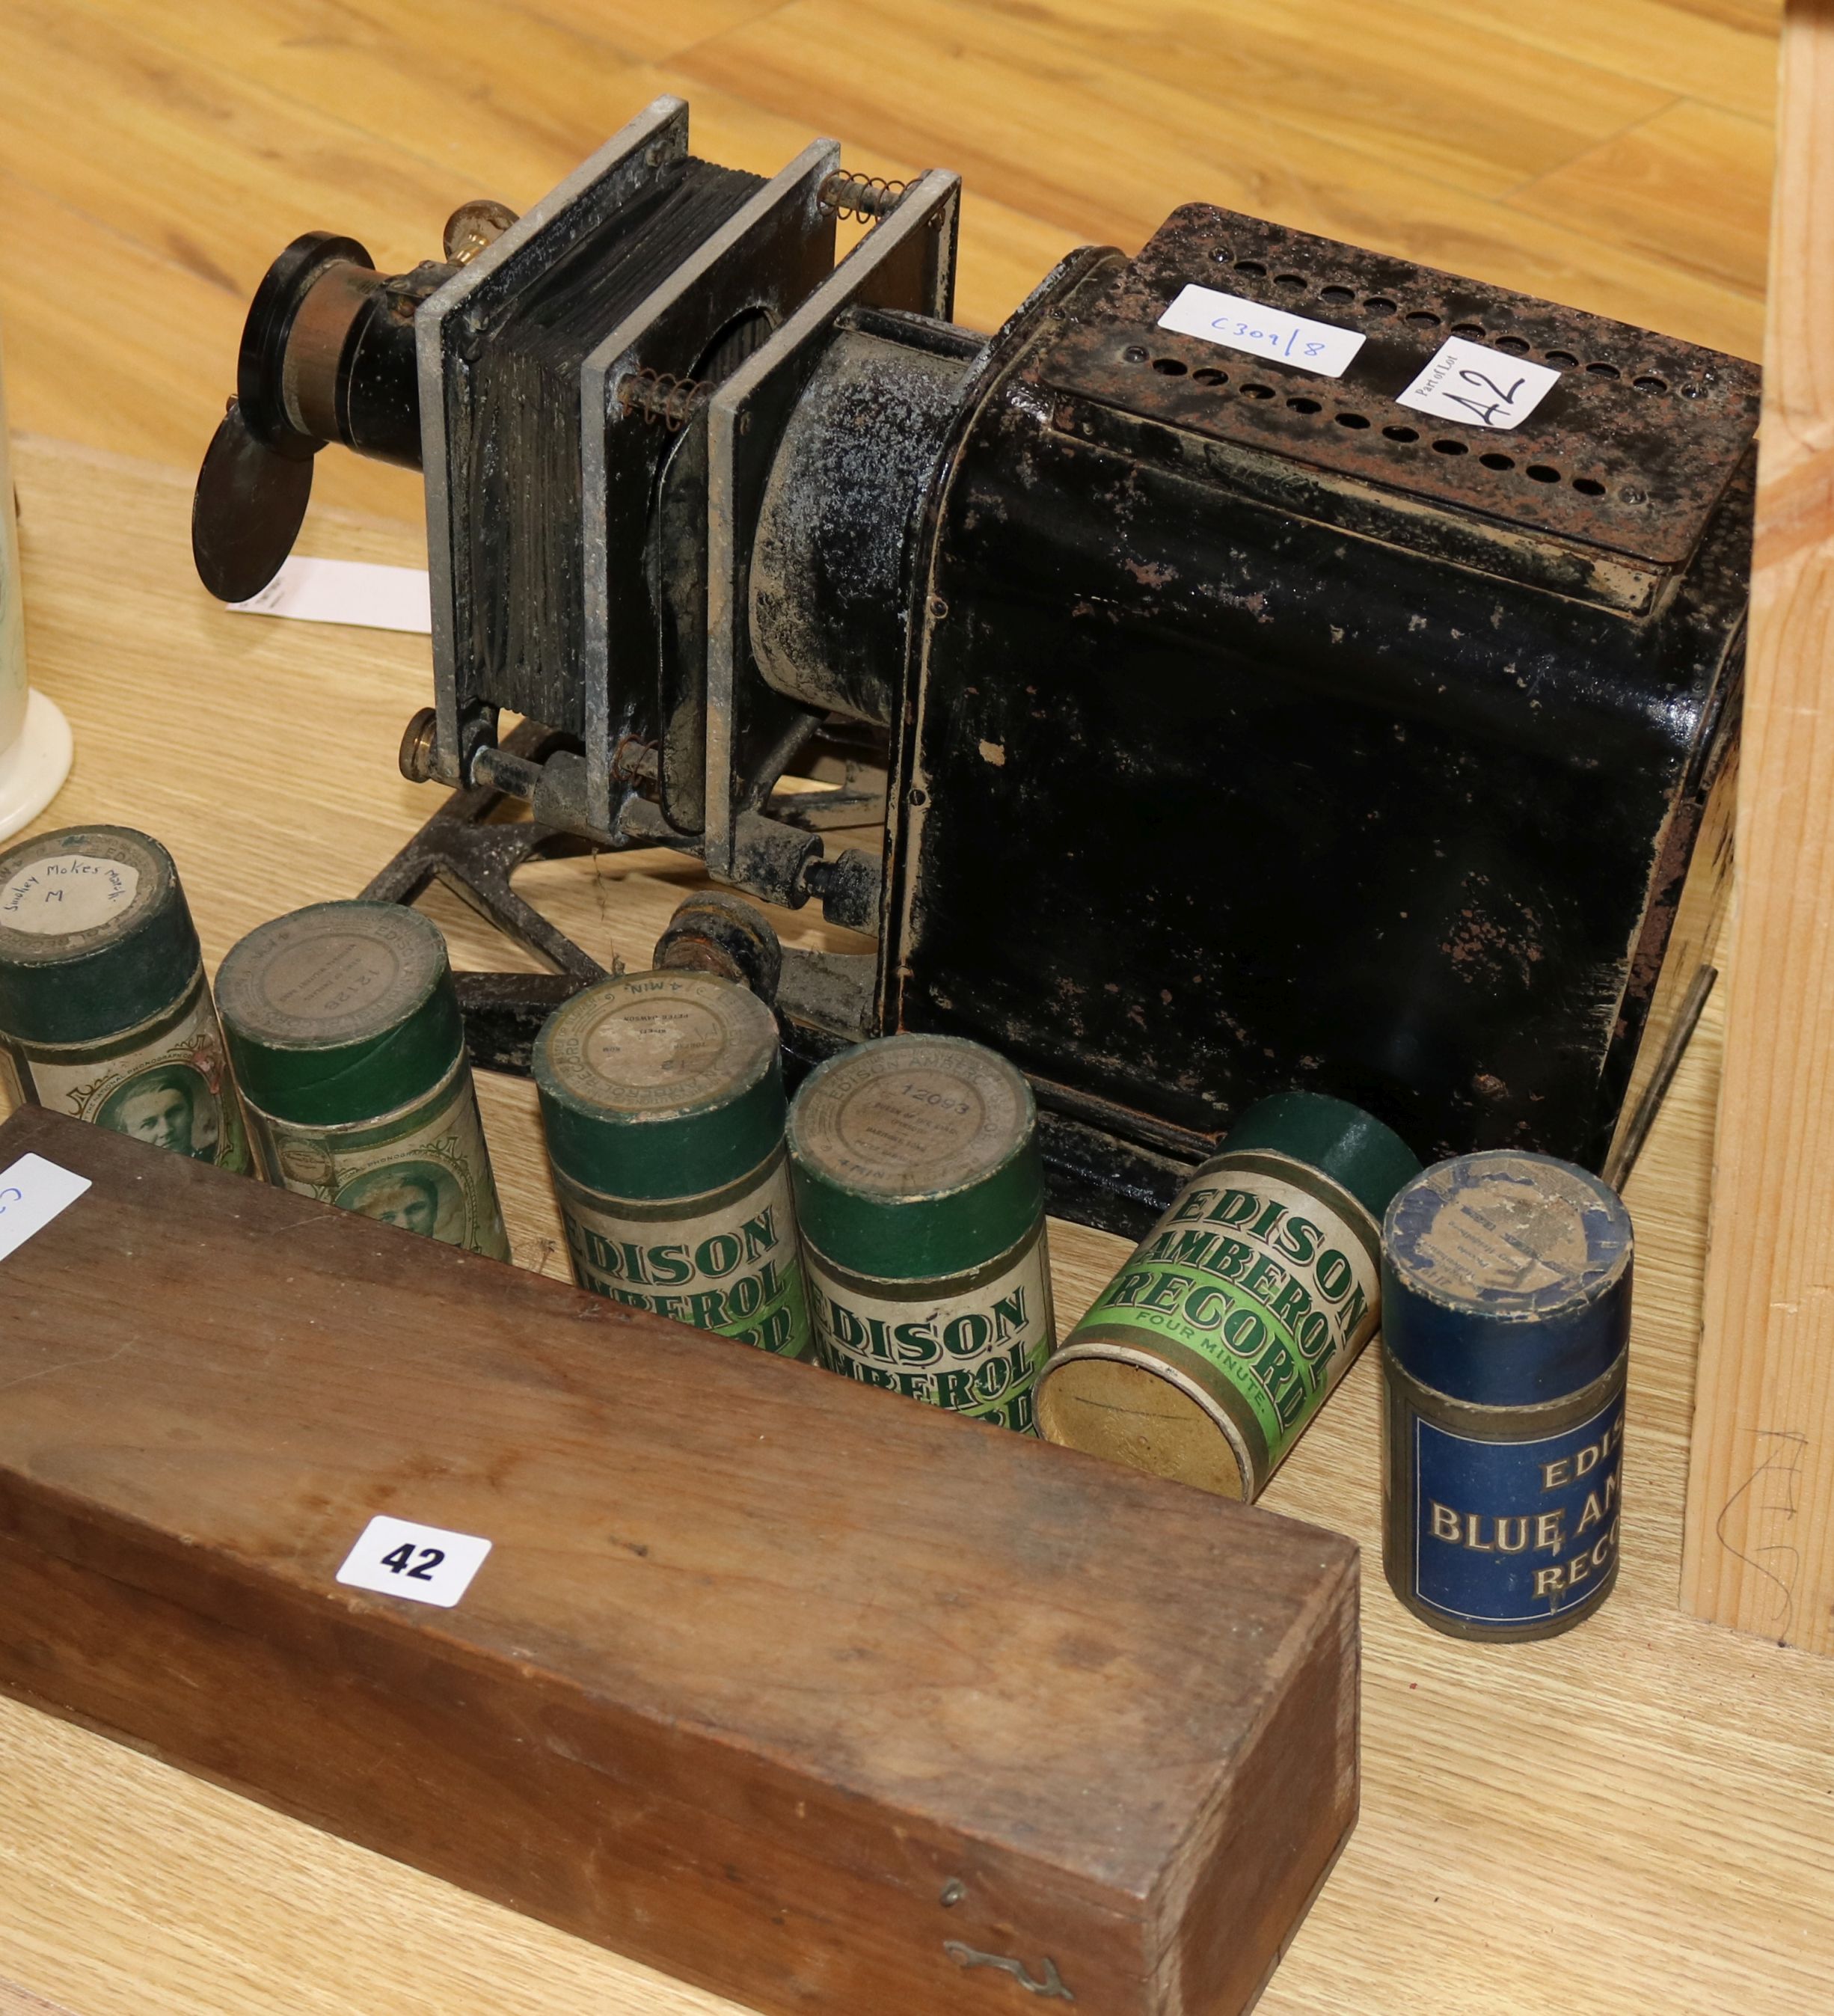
left=398, top=707, right=439, bottom=784
left=442, top=197, right=518, bottom=266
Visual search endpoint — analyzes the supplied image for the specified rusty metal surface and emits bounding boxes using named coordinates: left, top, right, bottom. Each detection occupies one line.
left=580, top=138, right=839, bottom=839
left=1040, top=205, right=1758, bottom=596
left=653, top=889, right=785, bottom=998
left=703, top=168, right=961, bottom=885
left=419, top=97, right=693, bottom=786
left=361, top=720, right=606, bottom=1070
left=749, top=323, right=970, bottom=728
left=887, top=217, right=1752, bottom=1172
left=818, top=170, right=912, bottom=221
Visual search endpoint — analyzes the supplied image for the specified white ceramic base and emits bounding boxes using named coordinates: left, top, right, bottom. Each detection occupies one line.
left=0, top=688, right=73, bottom=843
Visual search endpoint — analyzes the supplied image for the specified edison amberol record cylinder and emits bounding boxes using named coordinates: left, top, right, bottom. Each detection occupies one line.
left=788, top=1033, right=1053, bottom=1431
left=1381, top=1151, right=1632, bottom=1640
left=1037, top=1092, right=1418, bottom=1497
left=0, top=825, right=248, bottom=1171
left=535, top=970, right=811, bottom=1357
left=216, top=900, right=508, bottom=1257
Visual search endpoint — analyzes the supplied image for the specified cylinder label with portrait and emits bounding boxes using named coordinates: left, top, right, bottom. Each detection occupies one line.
left=243, top=1053, right=509, bottom=1260
left=4, top=967, right=250, bottom=1173
left=554, top=1145, right=812, bottom=1358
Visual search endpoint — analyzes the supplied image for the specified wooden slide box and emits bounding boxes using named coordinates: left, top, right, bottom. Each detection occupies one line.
left=0, top=1108, right=1358, bottom=2015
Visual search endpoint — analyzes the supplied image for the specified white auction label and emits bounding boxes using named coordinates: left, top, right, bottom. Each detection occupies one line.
left=336, top=1514, right=493, bottom=1608
left=0, top=1153, right=90, bottom=1263
left=1156, top=284, right=1366, bottom=379
left=0, top=854, right=140, bottom=935
left=1395, top=337, right=1562, bottom=431
left=227, top=557, right=432, bottom=634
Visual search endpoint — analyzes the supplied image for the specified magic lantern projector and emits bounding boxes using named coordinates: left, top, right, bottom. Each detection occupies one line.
left=191, top=96, right=1752, bottom=1234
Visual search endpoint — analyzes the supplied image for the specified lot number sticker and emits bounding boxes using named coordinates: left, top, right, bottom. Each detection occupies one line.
left=337, top=1514, right=493, bottom=1608
left=1156, top=284, right=1366, bottom=379
left=0, top=1153, right=91, bottom=1263
left=1395, top=337, right=1562, bottom=430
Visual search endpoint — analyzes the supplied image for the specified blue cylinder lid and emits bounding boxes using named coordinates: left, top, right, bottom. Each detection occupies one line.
left=1381, top=1151, right=1632, bottom=1406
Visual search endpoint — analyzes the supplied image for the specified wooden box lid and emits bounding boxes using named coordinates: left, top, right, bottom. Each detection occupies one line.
left=0, top=1107, right=1358, bottom=2016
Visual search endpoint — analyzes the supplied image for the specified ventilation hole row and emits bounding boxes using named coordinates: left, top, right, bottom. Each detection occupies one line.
left=1129, top=350, right=1608, bottom=493
left=1373, top=419, right=1605, bottom=491
left=1210, top=251, right=1675, bottom=391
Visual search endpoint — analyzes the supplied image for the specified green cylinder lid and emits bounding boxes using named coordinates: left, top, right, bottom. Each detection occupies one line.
left=1212, top=1090, right=1421, bottom=1228
left=535, top=970, right=786, bottom=1203
left=0, top=826, right=202, bottom=1046
left=788, top=1032, right=1044, bottom=1281
left=215, top=901, right=462, bottom=1127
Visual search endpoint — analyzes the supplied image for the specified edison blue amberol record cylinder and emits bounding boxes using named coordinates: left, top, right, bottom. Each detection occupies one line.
left=1381, top=1151, right=1632, bottom=1641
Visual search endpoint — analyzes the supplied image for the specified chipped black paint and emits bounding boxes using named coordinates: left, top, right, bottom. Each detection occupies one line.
left=198, top=114, right=1756, bottom=1216
left=884, top=209, right=1754, bottom=1171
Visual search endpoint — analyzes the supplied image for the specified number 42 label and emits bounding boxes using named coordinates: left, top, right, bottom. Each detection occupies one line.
left=1396, top=336, right=1561, bottom=431
left=336, top=1514, right=493, bottom=1608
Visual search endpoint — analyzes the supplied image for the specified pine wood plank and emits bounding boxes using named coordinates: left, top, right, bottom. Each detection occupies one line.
left=672, top=0, right=1765, bottom=354
left=1508, top=99, right=1773, bottom=298
left=0, top=1987, right=79, bottom=2016
left=497, top=0, right=803, bottom=65
left=947, top=0, right=1678, bottom=201
left=0, top=435, right=1830, bottom=2016
left=89, top=0, right=1079, bottom=333
left=0, top=0, right=464, bottom=288
left=1681, top=0, right=1834, bottom=1653
left=0, top=174, right=236, bottom=468
left=1400, top=0, right=1782, bottom=122
left=61, top=0, right=662, bottom=209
